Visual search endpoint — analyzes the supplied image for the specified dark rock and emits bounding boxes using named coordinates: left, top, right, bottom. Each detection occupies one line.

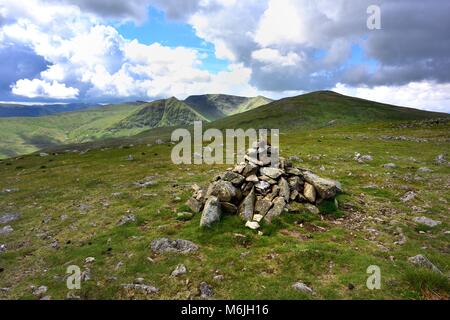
left=264, top=197, right=285, bottom=223
left=220, top=202, right=238, bottom=215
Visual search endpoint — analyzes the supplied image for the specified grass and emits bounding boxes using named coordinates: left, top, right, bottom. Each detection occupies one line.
left=0, top=115, right=449, bottom=299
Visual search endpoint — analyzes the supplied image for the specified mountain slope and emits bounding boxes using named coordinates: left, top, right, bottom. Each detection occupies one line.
left=184, top=94, right=272, bottom=121
left=0, top=102, right=100, bottom=117
left=112, top=97, right=207, bottom=131
left=211, top=91, right=449, bottom=130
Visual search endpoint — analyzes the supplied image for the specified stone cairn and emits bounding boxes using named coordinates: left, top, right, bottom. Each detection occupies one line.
left=186, top=141, right=342, bottom=230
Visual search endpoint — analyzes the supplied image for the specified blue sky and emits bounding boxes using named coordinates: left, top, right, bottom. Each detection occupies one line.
left=0, top=0, right=449, bottom=112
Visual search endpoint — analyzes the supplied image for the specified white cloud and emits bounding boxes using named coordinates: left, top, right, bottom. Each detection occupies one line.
left=334, top=81, right=450, bottom=113
left=11, top=78, right=79, bottom=99
left=252, top=48, right=303, bottom=67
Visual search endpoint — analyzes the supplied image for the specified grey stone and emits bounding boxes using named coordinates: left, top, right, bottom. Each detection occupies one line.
left=412, top=217, right=442, bottom=228
left=417, top=167, right=432, bottom=173
left=255, top=181, right=271, bottom=192
left=150, top=238, right=199, bottom=254
left=302, top=171, right=341, bottom=200
left=264, top=197, right=285, bottom=223
left=242, top=163, right=258, bottom=177
left=259, top=167, right=283, bottom=179
left=288, top=176, right=303, bottom=190
left=117, top=214, right=136, bottom=226
left=259, top=175, right=277, bottom=185
left=435, top=154, right=447, bottom=165
left=220, top=202, right=238, bottom=215
left=221, top=171, right=245, bottom=186
left=292, top=282, right=313, bottom=294
left=245, top=175, right=259, bottom=183
left=200, top=196, right=221, bottom=228
left=255, top=199, right=272, bottom=216
left=401, top=191, right=416, bottom=202
left=278, top=177, right=290, bottom=202
left=408, top=254, right=442, bottom=274
left=0, top=244, right=6, bottom=253
left=176, top=212, right=194, bottom=221
left=245, top=221, right=260, bottom=230
left=0, top=225, right=13, bottom=235
left=171, top=264, right=187, bottom=277
left=122, top=283, right=159, bottom=294
left=383, top=163, right=397, bottom=169
left=239, top=187, right=255, bottom=222
left=199, top=282, right=214, bottom=298
left=0, top=213, right=21, bottom=225
left=31, top=285, right=48, bottom=297
left=207, top=181, right=238, bottom=203
left=187, top=197, right=203, bottom=213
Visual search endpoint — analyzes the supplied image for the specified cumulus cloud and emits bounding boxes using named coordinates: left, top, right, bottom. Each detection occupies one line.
left=12, top=78, right=79, bottom=99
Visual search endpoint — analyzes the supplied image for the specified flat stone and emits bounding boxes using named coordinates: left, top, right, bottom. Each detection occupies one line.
left=199, top=282, right=214, bottom=299
left=255, top=181, right=271, bottom=192
left=245, top=175, right=259, bottom=183
left=259, top=167, right=283, bottom=179
left=200, top=196, right=221, bottom=228
left=0, top=213, right=21, bottom=225
left=117, top=214, right=136, bottom=226
left=400, top=191, right=416, bottom=202
left=259, top=175, right=277, bottom=185
left=150, top=238, right=198, bottom=254
left=242, top=163, right=258, bottom=177
left=412, top=217, right=441, bottom=228
left=303, top=183, right=317, bottom=203
left=417, top=167, right=432, bottom=173
left=122, top=283, right=159, bottom=294
left=221, top=171, right=245, bottom=186
left=383, top=163, right=397, bottom=169
left=253, top=214, right=264, bottom=223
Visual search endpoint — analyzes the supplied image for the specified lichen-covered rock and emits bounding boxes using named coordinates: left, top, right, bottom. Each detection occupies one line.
left=278, top=177, right=290, bottom=202
left=408, top=254, right=442, bottom=274
left=303, top=183, right=317, bottom=203
left=207, top=180, right=239, bottom=203
left=221, top=171, right=245, bottom=186
left=302, top=171, right=340, bottom=200
left=200, top=196, right=221, bottom=227
left=264, top=197, right=285, bottom=223
left=239, top=187, right=255, bottom=222
left=255, top=199, right=272, bottom=216
left=151, top=238, right=198, bottom=254
left=260, top=167, right=283, bottom=179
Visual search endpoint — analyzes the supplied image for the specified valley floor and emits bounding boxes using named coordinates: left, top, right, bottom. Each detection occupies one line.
left=0, top=120, right=449, bottom=299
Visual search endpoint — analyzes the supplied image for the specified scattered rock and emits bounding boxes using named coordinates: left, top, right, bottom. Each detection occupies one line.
left=31, top=285, right=48, bottom=298
left=245, top=221, right=260, bottom=230
left=401, top=191, right=417, bottom=202
left=117, top=214, right=136, bottom=226
left=0, top=225, right=13, bottom=235
left=176, top=212, right=194, bottom=221
left=435, top=154, right=447, bottom=165
left=85, top=257, right=95, bottom=264
left=0, top=244, right=6, bottom=253
left=412, top=217, right=442, bottom=228
left=199, top=282, right=214, bottom=298
left=171, top=264, right=187, bottom=277
left=150, top=238, right=198, bottom=254
left=383, top=163, right=397, bottom=169
left=292, top=282, right=313, bottom=294
left=354, top=153, right=373, bottom=163
left=200, top=196, right=221, bottom=228
left=417, top=167, right=432, bottom=173
left=39, top=152, right=49, bottom=157
left=122, top=283, right=159, bottom=295
left=126, top=155, right=134, bottom=161
left=0, top=213, right=21, bottom=224
left=408, top=254, right=442, bottom=274
left=186, top=197, right=203, bottom=213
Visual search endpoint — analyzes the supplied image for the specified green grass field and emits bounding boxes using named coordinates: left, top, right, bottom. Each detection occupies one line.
left=1, top=115, right=449, bottom=299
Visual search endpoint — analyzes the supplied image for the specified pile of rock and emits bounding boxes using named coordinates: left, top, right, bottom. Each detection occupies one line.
left=186, top=141, right=342, bottom=230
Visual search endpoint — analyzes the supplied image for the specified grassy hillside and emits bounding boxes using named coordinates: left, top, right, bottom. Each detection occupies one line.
left=213, top=91, right=449, bottom=130
left=0, top=102, right=100, bottom=117
left=184, top=94, right=272, bottom=121
left=112, top=97, right=207, bottom=130
left=0, top=117, right=448, bottom=299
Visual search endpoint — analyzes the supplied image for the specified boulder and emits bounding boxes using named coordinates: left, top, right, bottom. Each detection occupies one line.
left=239, top=187, right=255, bottom=222
left=220, top=202, right=238, bottom=215
left=200, top=196, right=221, bottom=227
left=408, top=254, right=442, bottom=274
left=186, top=197, right=203, bottom=213
left=302, top=171, right=341, bottom=200
left=207, top=180, right=239, bottom=203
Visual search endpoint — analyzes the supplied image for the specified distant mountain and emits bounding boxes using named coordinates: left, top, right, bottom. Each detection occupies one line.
left=111, top=97, right=208, bottom=131
left=184, top=94, right=272, bottom=121
left=0, top=102, right=101, bottom=117
left=211, top=91, right=450, bottom=130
